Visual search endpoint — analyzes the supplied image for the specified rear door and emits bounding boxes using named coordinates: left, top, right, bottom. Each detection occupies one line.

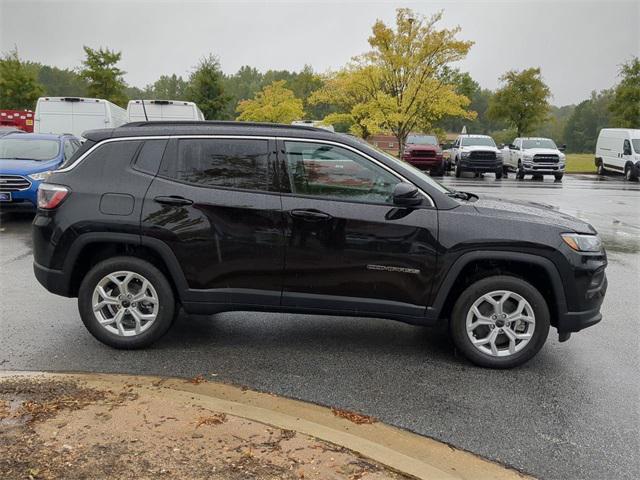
left=277, top=139, right=438, bottom=317
left=141, top=136, right=285, bottom=306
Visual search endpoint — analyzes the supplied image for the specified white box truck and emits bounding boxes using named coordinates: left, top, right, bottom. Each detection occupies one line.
left=595, top=128, right=640, bottom=181
left=34, top=97, right=127, bottom=139
left=127, top=100, right=205, bottom=122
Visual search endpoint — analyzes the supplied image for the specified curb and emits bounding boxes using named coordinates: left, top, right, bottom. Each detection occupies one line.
left=0, top=371, right=532, bottom=480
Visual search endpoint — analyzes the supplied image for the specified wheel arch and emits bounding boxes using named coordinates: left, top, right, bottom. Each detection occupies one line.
left=64, top=233, right=188, bottom=301
left=427, top=251, right=567, bottom=328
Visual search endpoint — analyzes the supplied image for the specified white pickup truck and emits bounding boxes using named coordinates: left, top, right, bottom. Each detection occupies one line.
left=450, top=134, right=504, bottom=179
left=502, top=137, right=566, bottom=181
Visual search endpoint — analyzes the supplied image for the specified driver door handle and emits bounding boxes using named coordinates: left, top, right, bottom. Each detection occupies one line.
left=289, top=209, right=332, bottom=221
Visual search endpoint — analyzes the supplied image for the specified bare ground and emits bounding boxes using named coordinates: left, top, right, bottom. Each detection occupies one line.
left=0, top=377, right=411, bottom=480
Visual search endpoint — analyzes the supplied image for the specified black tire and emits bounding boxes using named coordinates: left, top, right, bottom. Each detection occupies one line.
left=624, top=164, right=638, bottom=181
left=450, top=275, right=550, bottom=369
left=502, top=165, right=509, bottom=178
left=554, top=173, right=564, bottom=181
left=455, top=161, right=463, bottom=178
left=495, top=168, right=503, bottom=180
left=431, top=165, right=444, bottom=176
left=516, top=163, right=525, bottom=180
left=596, top=161, right=605, bottom=176
left=78, top=256, right=176, bottom=349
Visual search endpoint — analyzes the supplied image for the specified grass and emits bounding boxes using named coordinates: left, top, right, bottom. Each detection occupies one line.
left=565, top=153, right=596, bottom=173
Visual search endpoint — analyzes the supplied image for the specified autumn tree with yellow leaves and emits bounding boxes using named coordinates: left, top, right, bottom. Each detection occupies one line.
left=312, top=9, right=475, bottom=155
left=236, top=80, right=304, bottom=124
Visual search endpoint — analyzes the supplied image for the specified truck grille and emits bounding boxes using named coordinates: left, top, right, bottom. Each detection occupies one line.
left=469, top=151, right=497, bottom=161
left=0, top=175, right=31, bottom=192
left=411, top=150, right=436, bottom=158
left=533, top=154, right=559, bottom=163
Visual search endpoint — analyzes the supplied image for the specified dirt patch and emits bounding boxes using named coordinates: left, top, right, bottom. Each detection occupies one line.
left=0, top=376, right=410, bottom=480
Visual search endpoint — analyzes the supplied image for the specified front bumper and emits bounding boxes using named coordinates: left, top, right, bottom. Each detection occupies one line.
left=522, top=162, right=565, bottom=174
left=405, top=157, right=443, bottom=170
left=459, top=159, right=502, bottom=172
left=0, top=179, right=39, bottom=210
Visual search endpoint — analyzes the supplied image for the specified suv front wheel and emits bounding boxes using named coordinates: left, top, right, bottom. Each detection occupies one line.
left=78, top=257, right=176, bottom=349
left=450, top=275, right=550, bottom=368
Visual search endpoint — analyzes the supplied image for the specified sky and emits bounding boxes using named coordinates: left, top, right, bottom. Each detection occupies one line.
left=1, top=0, right=638, bottom=106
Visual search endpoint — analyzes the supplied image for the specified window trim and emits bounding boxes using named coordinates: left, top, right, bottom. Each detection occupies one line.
left=55, top=134, right=434, bottom=207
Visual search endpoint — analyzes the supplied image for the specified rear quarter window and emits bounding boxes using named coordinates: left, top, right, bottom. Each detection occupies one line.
left=134, top=139, right=168, bottom=175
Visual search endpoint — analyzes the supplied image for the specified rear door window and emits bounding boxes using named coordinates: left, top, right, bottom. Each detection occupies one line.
left=159, top=138, right=275, bottom=191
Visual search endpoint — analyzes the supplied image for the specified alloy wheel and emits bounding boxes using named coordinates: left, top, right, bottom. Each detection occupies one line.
left=92, top=271, right=159, bottom=337
left=465, top=290, right=535, bottom=357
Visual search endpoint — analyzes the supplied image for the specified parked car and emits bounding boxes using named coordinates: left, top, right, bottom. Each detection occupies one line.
left=32, top=121, right=607, bottom=368
left=0, top=132, right=81, bottom=210
left=503, top=137, right=566, bottom=181
left=35, top=97, right=127, bottom=139
left=450, top=134, right=503, bottom=179
left=401, top=134, right=445, bottom=176
left=595, top=128, right=640, bottom=181
left=127, top=100, right=205, bottom=122
left=0, top=109, right=35, bottom=132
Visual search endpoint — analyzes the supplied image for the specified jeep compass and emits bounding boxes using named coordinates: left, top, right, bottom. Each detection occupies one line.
left=32, top=121, right=607, bottom=368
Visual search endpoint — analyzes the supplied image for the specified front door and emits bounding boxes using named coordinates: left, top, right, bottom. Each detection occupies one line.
left=141, top=136, right=285, bottom=306
left=278, top=139, right=438, bottom=318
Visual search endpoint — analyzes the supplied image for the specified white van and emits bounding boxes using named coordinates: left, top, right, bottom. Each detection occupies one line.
left=127, top=100, right=205, bottom=122
left=34, top=97, right=127, bottom=139
left=595, top=128, right=640, bottom=181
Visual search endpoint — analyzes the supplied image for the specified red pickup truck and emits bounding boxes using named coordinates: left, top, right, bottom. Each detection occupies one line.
left=401, top=134, right=445, bottom=176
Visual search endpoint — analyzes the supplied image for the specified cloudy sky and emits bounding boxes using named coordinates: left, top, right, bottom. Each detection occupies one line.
left=1, top=0, right=638, bottom=105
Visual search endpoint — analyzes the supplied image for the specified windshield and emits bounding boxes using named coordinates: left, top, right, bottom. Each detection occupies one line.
left=0, top=138, right=60, bottom=161
left=461, top=137, right=496, bottom=147
left=407, top=135, right=438, bottom=146
left=522, top=138, right=557, bottom=149
left=365, top=142, right=451, bottom=194
left=632, top=139, right=640, bottom=153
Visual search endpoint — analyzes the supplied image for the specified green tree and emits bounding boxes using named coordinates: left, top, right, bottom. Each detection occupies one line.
left=147, top=74, right=189, bottom=100
left=236, top=80, right=303, bottom=123
left=488, top=67, right=551, bottom=137
left=186, top=55, right=229, bottom=120
left=31, top=64, right=88, bottom=97
left=609, top=57, right=640, bottom=128
left=222, top=66, right=264, bottom=119
left=314, top=9, right=475, bottom=154
left=0, top=49, right=44, bottom=109
left=563, top=90, right=612, bottom=152
left=80, top=46, right=127, bottom=105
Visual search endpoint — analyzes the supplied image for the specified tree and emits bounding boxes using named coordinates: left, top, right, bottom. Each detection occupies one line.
left=314, top=9, right=475, bottom=154
left=80, top=46, right=127, bottom=106
left=31, top=64, right=88, bottom=97
left=222, top=66, right=265, bottom=119
left=0, top=48, right=44, bottom=109
left=186, top=55, right=229, bottom=120
left=236, top=80, right=303, bottom=123
left=487, top=67, right=551, bottom=137
left=147, top=74, right=189, bottom=100
left=609, top=57, right=640, bottom=128
left=563, top=90, right=612, bottom=152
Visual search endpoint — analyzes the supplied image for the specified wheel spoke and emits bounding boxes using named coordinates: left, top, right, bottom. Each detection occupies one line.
left=113, top=309, right=126, bottom=336
left=502, top=327, right=517, bottom=354
left=488, top=329, right=499, bottom=356
left=129, top=309, right=142, bottom=334
left=121, top=272, right=135, bottom=295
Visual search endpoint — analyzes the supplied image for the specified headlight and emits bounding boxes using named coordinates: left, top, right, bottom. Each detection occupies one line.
left=523, top=154, right=533, bottom=160
left=561, top=233, right=602, bottom=252
left=461, top=151, right=470, bottom=158
left=496, top=151, right=503, bottom=159
left=29, top=170, right=53, bottom=181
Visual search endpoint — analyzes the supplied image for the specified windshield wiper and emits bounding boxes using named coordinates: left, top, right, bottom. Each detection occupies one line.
left=446, top=190, right=478, bottom=201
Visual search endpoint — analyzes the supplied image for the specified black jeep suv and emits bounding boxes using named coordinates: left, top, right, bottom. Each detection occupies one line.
left=32, top=122, right=607, bottom=368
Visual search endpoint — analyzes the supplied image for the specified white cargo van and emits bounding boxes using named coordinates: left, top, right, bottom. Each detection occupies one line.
left=34, top=97, right=127, bottom=139
left=127, top=100, right=205, bottom=122
left=595, top=128, right=640, bottom=181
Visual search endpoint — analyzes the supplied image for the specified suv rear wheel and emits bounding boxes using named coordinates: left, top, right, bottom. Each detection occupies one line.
left=78, top=256, right=176, bottom=349
left=450, top=275, right=550, bottom=368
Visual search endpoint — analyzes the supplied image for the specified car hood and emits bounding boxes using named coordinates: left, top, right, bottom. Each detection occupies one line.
left=0, top=158, right=60, bottom=175
left=406, top=144, right=439, bottom=152
left=461, top=146, right=500, bottom=153
left=472, top=195, right=596, bottom=234
left=522, top=148, right=561, bottom=155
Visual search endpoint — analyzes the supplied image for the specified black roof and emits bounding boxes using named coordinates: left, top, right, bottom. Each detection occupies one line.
left=83, top=121, right=340, bottom=143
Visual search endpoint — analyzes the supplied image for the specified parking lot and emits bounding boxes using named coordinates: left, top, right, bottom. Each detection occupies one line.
left=1, top=174, right=639, bottom=480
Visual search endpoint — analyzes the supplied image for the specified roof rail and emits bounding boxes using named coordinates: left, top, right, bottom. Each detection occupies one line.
left=119, top=120, right=330, bottom=133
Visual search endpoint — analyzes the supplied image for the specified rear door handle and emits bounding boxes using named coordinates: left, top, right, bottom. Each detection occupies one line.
left=289, top=209, right=332, bottom=221
left=154, top=195, right=194, bottom=206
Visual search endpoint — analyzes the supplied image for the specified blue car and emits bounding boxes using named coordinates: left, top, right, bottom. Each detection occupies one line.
left=0, top=133, right=82, bottom=210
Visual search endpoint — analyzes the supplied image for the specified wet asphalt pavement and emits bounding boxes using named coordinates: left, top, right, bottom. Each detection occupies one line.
left=1, top=174, right=639, bottom=480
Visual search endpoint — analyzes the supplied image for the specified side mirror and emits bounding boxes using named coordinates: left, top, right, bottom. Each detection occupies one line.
left=558, top=144, right=566, bottom=152
left=498, top=143, right=505, bottom=149
left=392, top=182, right=422, bottom=207
left=508, top=144, right=516, bottom=150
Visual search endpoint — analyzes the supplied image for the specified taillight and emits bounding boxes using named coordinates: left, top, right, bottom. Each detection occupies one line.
left=37, top=184, right=70, bottom=209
